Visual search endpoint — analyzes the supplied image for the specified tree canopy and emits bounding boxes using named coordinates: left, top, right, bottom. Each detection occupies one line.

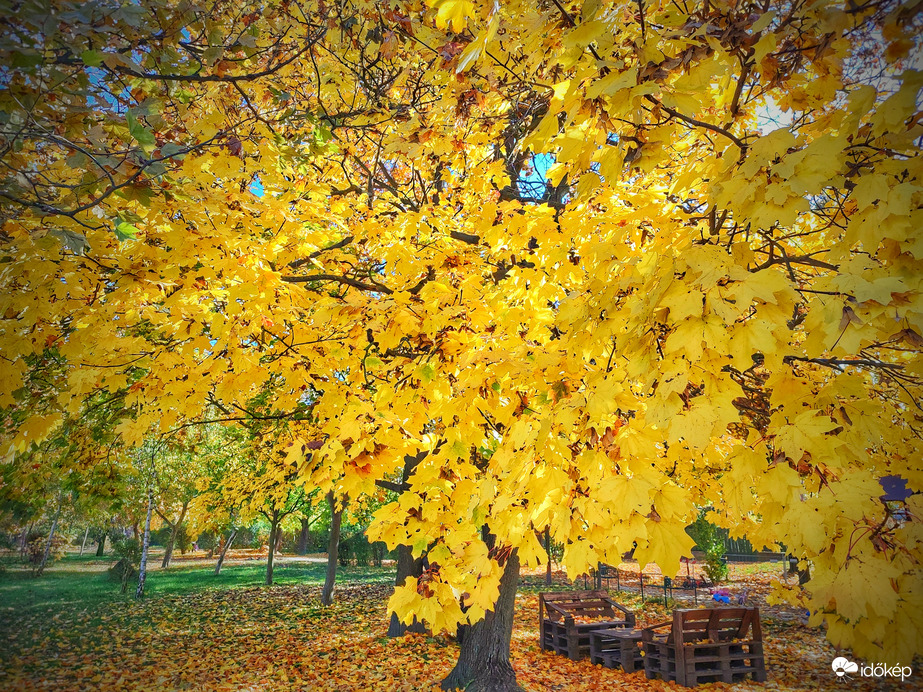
left=1, top=0, right=921, bottom=671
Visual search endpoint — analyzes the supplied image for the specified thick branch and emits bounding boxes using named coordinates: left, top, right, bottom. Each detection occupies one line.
left=280, top=273, right=393, bottom=294
left=1, top=132, right=226, bottom=219
left=375, top=479, right=410, bottom=494
left=106, top=38, right=320, bottom=83
left=450, top=230, right=481, bottom=245
left=645, top=95, right=747, bottom=151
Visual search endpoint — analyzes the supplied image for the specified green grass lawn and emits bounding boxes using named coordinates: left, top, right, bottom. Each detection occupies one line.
left=0, top=554, right=408, bottom=691
left=0, top=553, right=396, bottom=612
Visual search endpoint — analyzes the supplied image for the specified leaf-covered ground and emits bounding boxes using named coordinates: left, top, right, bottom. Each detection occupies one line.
left=1, top=559, right=918, bottom=691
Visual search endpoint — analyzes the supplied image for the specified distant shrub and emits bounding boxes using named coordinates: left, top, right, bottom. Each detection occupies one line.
left=233, top=527, right=261, bottom=549
left=687, top=510, right=729, bottom=584
left=175, top=524, right=191, bottom=554
left=149, top=527, right=171, bottom=547
left=26, top=534, right=68, bottom=575
left=703, top=556, right=729, bottom=585
left=108, top=538, right=141, bottom=593
left=338, top=534, right=387, bottom=566
left=0, top=530, right=18, bottom=551
left=196, top=532, right=216, bottom=553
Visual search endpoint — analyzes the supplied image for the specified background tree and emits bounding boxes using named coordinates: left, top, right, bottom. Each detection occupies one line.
left=321, top=491, right=345, bottom=607
left=208, top=416, right=314, bottom=586
left=153, top=444, right=204, bottom=569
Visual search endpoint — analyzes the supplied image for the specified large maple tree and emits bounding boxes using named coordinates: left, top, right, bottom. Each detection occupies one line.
left=2, top=0, right=921, bottom=688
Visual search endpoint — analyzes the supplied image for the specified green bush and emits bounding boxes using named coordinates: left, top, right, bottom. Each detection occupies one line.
left=149, top=527, right=171, bottom=546
left=702, top=554, right=729, bottom=584
left=0, top=530, right=18, bottom=551
left=233, top=527, right=261, bottom=549
left=282, top=528, right=324, bottom=554
left=108, top=537, right=141, bottom=593
left=687, top=510, right=729, bottom=584
left=196, top=532, right=216, bottom=552
left=175, top=524, right=191, bottom=554
left=337, top=534, right=387, bottom=566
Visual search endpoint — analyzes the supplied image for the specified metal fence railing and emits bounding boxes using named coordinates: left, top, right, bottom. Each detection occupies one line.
left=584, top=562, right=710, bottom=605
left=581, top=553, right=788, bottom=605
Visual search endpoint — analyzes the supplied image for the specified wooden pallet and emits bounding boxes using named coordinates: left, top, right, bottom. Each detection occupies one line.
left=589, top=628, right=644, bottom=673
left=641, top=607, right=767, bottom=687
left=539, top=591, right=635, bottom=661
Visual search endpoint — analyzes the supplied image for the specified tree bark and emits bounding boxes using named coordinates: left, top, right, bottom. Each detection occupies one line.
left=544, top=528, right=552, bottom=586
left=798, top=565, right=811, bottom=585
left=79, top=527, right=89, bottom=556
left=136, top=485, right=154, bottom=599
left=386, top=451, right=428, bottom=634
left=160, top=500, right=188, bottom=569
left=38, top=501, right=63, bottom=575
left=266, top=512, right=279, bottom=586
left=215, top=528, right=237, bottom=575
left=95, top=530, right=106, bottom=556
left=321, top=492, right=344, bottom=606
left=19, top=523, right=31, bottom=557
left=388, top=543, right=428, bottom=636
left=297, top=517, right=311, bottom=554
left=442, top=550, right=523, bottom=692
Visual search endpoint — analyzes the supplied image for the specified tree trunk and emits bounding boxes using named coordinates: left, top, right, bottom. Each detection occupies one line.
left=215, top=529, right=237, bottom=576
left=321, top=492, right=344, bottom=606
left=160, top=530, right=174, bottom=568
left=442, top=550, right=523, bottom=692
left=297, top=517, right=311, bottom=554
left=38, top=502, right=63, bottom=575
left=275, top=527, right=283, bottom=554
left=19, top=523, right=32, bottom=557
left=388, top=543, right=428, bottom=636
left=96, top=531, right=106, bottom=556
left=160, top=500, right=189, bottom=569
left=79, top=527, right=89, bottom=556
left=544, top=528, right=552, bottom=586
left=385, top=451, right=428, bottom=633
left=136, top=485, right=154, bottom=599
left=266, top=513, right=279, bottom=586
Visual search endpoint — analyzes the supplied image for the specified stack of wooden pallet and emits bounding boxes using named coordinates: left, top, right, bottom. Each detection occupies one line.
left=641, top=607, right=767, bottom=687
left=539, top=590, right=635, bottom=661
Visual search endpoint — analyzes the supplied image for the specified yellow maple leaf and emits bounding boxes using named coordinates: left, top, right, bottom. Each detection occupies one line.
left=434, top=0, right=474, bottom=33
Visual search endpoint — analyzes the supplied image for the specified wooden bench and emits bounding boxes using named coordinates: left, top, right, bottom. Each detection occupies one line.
left=641, top=607, right=767, bottom=686
left=539, top=590, right=635, bottom=660
left=589, top=627, right=643, bottom=672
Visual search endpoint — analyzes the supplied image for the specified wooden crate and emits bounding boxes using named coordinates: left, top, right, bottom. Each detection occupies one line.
left=641, top=607, right=767, bottom=687
left=539, top=590, right=635, bottom=661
